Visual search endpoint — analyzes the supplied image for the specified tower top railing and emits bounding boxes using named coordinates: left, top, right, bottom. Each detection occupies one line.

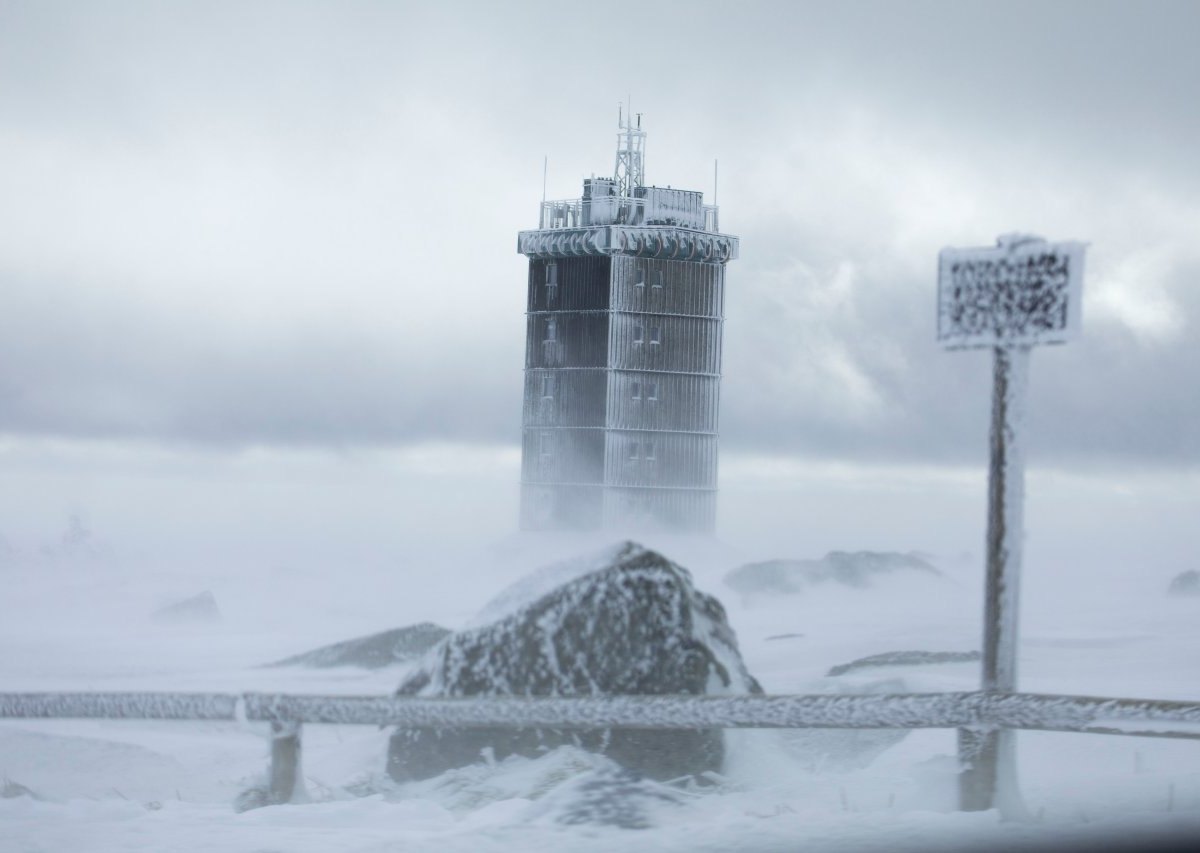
left=538, top=197, right=720, bottom=233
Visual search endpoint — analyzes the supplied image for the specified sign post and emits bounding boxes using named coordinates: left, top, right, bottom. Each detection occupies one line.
left=937, top=234, right=1086, bottom=815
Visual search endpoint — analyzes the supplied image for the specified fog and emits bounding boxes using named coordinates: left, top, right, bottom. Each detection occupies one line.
left=2, top=1, right=1199, bottom=850
left=2, top=0, right=1197, bottom=588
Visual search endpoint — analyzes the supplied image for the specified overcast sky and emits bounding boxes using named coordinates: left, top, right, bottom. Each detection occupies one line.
left=2, top=0, right=1198, bottom=557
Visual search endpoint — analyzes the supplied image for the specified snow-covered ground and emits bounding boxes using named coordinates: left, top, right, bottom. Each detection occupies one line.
left=2, top=521, right=1199, bottom=852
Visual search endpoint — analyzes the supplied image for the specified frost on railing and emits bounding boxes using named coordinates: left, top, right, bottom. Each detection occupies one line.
left=3, top=691, right=1200, bottom=738
left=703, top=204, right=719, bottom=232
left=0, top=691, right=239, bottom=721
left=244, top=692, right=978, bottom=729
left=540, top=199, right=584, bottom=229
left=6, top=690, right=1197, bottom=813
left=538, top=198, right=721, bottom=232
left=983, top=692, right=1200, bottom=738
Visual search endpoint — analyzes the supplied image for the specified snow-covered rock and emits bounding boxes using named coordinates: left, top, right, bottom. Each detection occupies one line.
left=725, top=551, right=940, bottom=597
left=1167, top=570, right=1200, bottom=597
left=827, top=650, right=980, bottom=677
left=1, top=778, right=42, bottom=801
left=387, top=542, right=761, bottom=784
left=150, top=591, right=221, bottom=623
left=268, top=623, right=451, bottom=669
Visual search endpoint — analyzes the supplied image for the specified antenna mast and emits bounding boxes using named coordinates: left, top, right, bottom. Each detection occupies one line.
left=614, top=104, right=646, bottom=197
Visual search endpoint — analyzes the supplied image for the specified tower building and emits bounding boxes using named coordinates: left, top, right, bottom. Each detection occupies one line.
left=517, top=117, right=739, bottom=531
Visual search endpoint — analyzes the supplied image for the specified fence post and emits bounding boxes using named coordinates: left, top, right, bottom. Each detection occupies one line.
left=268, top=719, right=303, bottom=805
left=957, top=725, right=996, bottom=810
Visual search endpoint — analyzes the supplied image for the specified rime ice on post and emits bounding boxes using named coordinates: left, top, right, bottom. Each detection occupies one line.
left=937, top=234, right=1086, bottom=815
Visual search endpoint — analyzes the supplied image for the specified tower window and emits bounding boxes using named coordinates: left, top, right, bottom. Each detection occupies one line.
left=652, top=270, right=664, bottom=289
left=649, top=325, right=661, bottom=345
left=633, top=323, right=644, bottom=344
left=631, top=381, right=641, bottom=400
left=545, top=263, right=558, bottom=303
left=541, top=374, right=555, bottom=399
left=647, top=381, right=659, bottom=401
left=635, top=269, right=645, bottom=288
left=544, top=318, right=557, bottom=343
left=539, top=432, right=554, bottom=457
left=629, top=440, right=656, bottom=462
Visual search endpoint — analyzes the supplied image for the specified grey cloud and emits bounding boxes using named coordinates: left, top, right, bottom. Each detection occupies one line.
left=721, top=250, right=1200, bottom=466
left=0, top=272, right=524, bottom=446
left=0, top=0, right=1197, bottom=467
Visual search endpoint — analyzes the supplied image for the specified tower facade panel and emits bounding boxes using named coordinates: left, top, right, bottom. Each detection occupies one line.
left=525, top=313, right=611, bottom=370
left=603, top=431, right=718, bottom=489
left=520, top=427, right=606, bottom=485
left=601, top=487, right=716, bottom=530
left=527, top=256, right=611, bottom=313
left=604, top=371, right=720, bottom=433
left=523, top=368, right=608, bottom=429
left=609, top=256, right=725, bottom=317
left=607, top=313, right=723, bottom=375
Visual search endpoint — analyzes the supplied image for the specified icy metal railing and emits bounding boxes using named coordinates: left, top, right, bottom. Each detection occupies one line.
left=540, top=198, right=584, bottom=229
left=4, top=690, right=1199, bottom=734
left=538, top=198, right=720, bottom=231
left=3, top=690, right=1198, bottom=809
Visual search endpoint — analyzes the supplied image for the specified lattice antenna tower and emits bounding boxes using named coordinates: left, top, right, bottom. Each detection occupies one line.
left=614, top=105, right=646, bottom=198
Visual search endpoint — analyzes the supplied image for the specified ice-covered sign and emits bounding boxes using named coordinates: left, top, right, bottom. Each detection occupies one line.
left=937, top=232, right=1087, bottom=813
left=937, top=237, right=1086, bottom=349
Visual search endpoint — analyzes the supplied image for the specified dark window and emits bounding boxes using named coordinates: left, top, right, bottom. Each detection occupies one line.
left=633, top=323, right=644, bottom=344
left=647, top=381, right=659, bottom=401
left=631, top=381, right=641, bottom=400
left=544, top=318, right=557, bottom=343
left=545, top=263, right=558, bottom=303
left=635, top=268, right=645, bottom=288
left=650, top=325, right=661, bottom=345
left=630, top=440, right=656, bottom=461
left=541, top=374, right=555, bottom=399
left=652, top=270, right=664, bottom=289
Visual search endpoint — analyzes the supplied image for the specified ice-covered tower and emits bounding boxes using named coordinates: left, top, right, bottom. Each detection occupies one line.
left=517, top=116, right=739, bottom=531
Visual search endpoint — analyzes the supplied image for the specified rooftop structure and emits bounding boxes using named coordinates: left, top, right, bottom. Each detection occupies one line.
left=517, top=116, right=739, bottom=531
